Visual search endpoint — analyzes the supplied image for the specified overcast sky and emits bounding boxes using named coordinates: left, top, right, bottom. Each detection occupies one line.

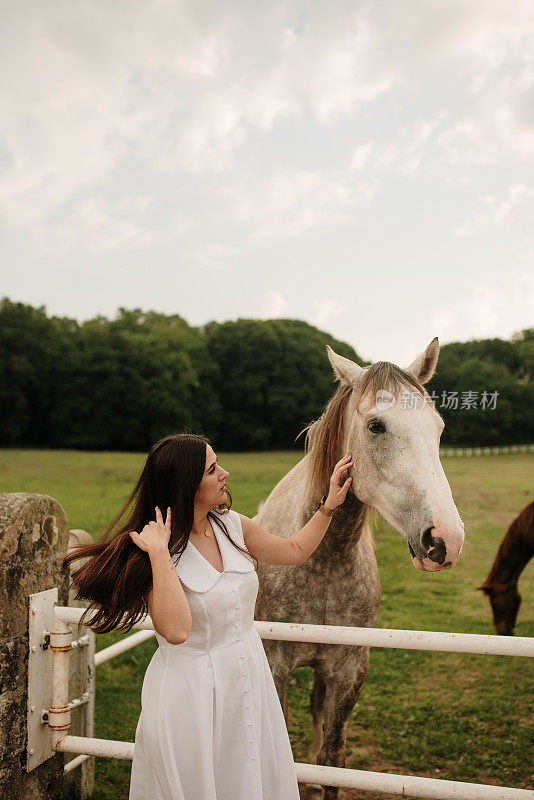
left=1, top=0, right=533, bottom=366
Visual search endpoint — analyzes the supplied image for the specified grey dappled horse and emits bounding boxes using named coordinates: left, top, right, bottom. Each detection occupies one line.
left=254, top=338, right=464, bottom=800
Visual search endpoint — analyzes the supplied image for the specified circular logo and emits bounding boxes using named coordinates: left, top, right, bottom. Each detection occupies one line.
left=375, top=389, right=395, bottom=411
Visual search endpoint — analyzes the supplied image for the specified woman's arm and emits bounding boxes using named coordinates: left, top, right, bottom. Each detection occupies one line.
left=239, top=509, right=334, bottom=565
left=238, top=454, right=354, bottom=566
left=146, top=546, right=192, bottom=644
left=130, top=506, right=192, bottom=644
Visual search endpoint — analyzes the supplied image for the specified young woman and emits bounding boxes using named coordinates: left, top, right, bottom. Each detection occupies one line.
left=64, top=432, right=353, bottom=800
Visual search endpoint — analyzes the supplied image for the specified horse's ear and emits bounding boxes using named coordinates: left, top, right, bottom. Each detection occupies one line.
left=326, top=345, right=364, bottom=385
left=404, top=337, right=439, bottom=384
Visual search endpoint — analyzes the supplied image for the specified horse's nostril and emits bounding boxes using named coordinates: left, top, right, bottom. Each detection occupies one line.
left=420, top=527, right=447, bottom=565
left=421, top=527, right=435, bottom=550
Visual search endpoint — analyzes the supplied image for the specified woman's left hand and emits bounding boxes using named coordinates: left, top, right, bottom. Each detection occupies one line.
left=325, top=454, right=353, bottom=509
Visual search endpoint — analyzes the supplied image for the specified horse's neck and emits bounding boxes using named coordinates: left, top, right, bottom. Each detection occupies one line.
left=489, top=522, right=534, bottom=586
left=311, top=491, right=368, bottom=562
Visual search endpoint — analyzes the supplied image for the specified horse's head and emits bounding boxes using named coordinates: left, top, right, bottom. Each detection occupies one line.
left=326, top=338, right=464, bottom=572
left=479, top=582, right=521, bottom=636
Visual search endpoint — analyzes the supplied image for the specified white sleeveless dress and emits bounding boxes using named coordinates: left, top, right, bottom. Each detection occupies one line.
left=128, top=508, right=300, bottom=800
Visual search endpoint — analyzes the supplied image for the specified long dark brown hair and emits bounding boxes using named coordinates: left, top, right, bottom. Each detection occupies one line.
left=62, top=432, right=256, bottom=635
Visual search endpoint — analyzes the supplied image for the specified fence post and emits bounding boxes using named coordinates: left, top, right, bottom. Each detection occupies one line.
left=0, top=493, right=90, bottom=800
left=64, top=530, right=95, bottom=799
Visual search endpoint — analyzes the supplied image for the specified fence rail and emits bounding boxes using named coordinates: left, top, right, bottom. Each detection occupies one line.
left=41, top=602, right=534, bottom=800
left=440, top=443, right=534, bottom=457
left=54, top=606, right=534, bottom=657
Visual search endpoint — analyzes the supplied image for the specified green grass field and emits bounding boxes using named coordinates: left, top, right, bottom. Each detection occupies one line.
left=1, top=449, right=532, bottom=799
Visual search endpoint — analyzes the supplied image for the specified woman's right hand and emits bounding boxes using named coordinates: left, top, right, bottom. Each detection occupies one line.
left=325, top=454, right=353, bottom=509
left=129, top=506, right=171, bottom=555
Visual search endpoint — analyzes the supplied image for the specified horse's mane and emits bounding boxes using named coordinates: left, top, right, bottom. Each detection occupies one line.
left=480, top=501, right=534, bottom=589
left=298, top=360, right=429, bottom=501
left=299, top=381, right=354, bottom=500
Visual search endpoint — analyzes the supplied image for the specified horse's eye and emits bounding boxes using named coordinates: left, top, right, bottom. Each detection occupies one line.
left=368, top=420, right=385, bottom=434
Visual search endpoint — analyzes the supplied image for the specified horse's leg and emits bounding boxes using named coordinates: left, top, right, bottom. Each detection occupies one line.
left=304, top=672, right=327, bottom=800
left=267, top=645, right=295, bottom=727
left=271, top=670, right=290, bottom=724
left=272, top=664, right=326, bottom=800
left=309, top=671, right=326, bottom=762
left=263, top=640, right=293, bottom=715
left=318, top=655, right=369, bottom=800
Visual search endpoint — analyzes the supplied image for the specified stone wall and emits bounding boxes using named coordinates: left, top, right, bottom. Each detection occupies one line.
left=0, top=494, right=94, bottom=800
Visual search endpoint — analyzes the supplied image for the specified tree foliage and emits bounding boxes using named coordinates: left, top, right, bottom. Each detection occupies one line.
left=0, top=297, right=531, bottom=450
left=427, top=330, right=534, bottom=446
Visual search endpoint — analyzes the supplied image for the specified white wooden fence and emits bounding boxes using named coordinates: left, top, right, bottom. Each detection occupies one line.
left=440, top=444, right=534, bottom=457
left=28, top=591, right=534, bottom=800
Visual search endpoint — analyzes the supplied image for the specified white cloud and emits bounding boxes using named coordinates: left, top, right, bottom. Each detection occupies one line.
left=226, top=170, right=376, bottom=241
left=2, top=0, right=534, bottom=241
left=431, top=272, right=534, bottom=341
left=260, top=290, right=287, bottom=318
left=436, top=15, right=534, bottom=165
left=349, top=113, right=447, bottom=177
left=433, top=309, right=456, bottom=333
left=0, top=0, right=532, bottom=377
left=312, top=299, right=350, bottom=328
left=30, top=195, right=191, bottom=256
left=190, top=242, right=243, bottom=272
left=456, top=184, right=534, bottom=237
left=349, top=142, right=374, bottom=172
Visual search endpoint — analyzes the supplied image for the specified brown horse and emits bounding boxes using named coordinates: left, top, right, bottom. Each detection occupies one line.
left=479, top=500, right=534, bottom=636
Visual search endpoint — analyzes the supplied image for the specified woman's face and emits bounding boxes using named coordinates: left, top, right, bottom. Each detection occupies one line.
left=195, top=444, right=229, bottom=509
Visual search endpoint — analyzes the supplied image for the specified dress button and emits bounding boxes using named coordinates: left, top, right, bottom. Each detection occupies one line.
left=234, top=623, right=239, bottom=627
left=249, top=722, right=253, bottom=726
left=236, top=638, right=240, bottom=642
left=251, top=756, right=255, bottom=760
left=244, top=688, right=249, bottom=693
left=245, top=704, right=250, bottom=708
left=234, top=604, right=239, bottom=608
left=232, top=588, right=237, bottom=592
left=239, top=654, right=244, bottom=659
left=250, top=739, right=254, bottom=743
left=242, top=672, right=247, bottom=676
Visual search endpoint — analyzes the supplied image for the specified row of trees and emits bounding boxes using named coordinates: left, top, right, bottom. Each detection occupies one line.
left=0, top=297, right=532, bottom=450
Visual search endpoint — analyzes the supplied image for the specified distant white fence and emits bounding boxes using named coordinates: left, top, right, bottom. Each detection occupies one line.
left=441, top=444, right=534, bottom=457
